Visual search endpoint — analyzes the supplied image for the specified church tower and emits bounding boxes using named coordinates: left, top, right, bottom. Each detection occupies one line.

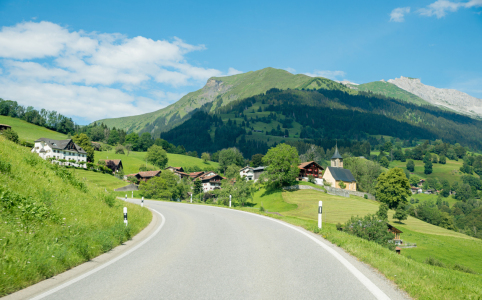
left=331, top=144, right=343, bottom=168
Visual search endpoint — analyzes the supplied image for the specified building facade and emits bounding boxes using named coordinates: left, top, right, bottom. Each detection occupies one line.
left=32, top=138, right=87, bottom=167
left=323, top=145, right=357, bottom=191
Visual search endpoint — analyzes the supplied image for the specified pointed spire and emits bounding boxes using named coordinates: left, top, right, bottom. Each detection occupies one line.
left=331, top=142, right=343, bottom=159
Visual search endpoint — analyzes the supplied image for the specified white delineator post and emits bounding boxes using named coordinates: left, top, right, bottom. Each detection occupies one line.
left=141, top=197, right=144, bottom=207
left=123, top=207, right=128, bottom=226
left=318, top=201, right=322, bottom=229
left=229, top=194, right=232, bottom=207
left=125, top=194, right=127, bottom=201
left=132, top=191, right=133, bottom=198
left=190, top=194, right=192, bottom=203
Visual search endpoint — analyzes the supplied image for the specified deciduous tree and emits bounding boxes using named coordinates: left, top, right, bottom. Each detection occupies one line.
left=375, top=168, right=411, bottom=209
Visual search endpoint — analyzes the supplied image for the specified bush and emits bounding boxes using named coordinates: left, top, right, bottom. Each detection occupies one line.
left=2, top=128, right=19, bottom=143
left=115, top=145, right=125, bottom=154
left=343, top=213, right=395, bottom=250
left=424, top=257, right=446, bottom=268
left=452, top=264, right=476, bottom=274
left=259, top=206, right=265, bottom=212
left=307, top=175, right=316, bottom=184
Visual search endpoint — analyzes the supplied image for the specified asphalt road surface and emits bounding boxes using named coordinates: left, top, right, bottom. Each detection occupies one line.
left=30, top=200, right=409, bottom=300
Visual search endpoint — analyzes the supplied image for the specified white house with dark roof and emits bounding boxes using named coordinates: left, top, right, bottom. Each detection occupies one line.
left=323, top=145, right=357, bottom=191
left=31, top=138, right=87, bottom=167
left=239, top=166, right=266, bottom=182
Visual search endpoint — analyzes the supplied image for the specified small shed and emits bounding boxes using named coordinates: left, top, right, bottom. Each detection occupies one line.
left=395, top=247, right=401, bottom=254
left=0, top=124, right=12, bottom=131
left=387, top=223, right=403, bottom=244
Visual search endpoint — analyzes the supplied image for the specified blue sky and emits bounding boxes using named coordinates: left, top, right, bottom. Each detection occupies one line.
left=0, top=0, right=481, bottom=124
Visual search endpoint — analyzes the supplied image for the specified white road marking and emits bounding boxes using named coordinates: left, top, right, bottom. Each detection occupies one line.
left=31, top=208, right=165, bottom=300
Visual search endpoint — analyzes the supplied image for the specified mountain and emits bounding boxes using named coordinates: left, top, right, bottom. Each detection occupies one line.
left=387, top=76, right=482, bottom=119
left=351, top=80, right=431, bottom=106
left=96, top=68, right=353, bottom=134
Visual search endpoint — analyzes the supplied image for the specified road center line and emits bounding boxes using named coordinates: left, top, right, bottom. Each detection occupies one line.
left=31, top=208, right=166, bottom=300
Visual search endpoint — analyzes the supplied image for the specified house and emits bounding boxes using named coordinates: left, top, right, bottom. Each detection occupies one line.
left=31, top=138, right=87, bottom=167
left=189, top=171, right=205, bottom=180
left=411, top=187, right=419, bottom=194
left=99, top=159, right=123, bottom=173
left=418, top=179, right=425, bottom=187
left=323, top=145, right=357, bottom=191
left=387, top=224, right=403, bottom=245
left=239, top=166, right=266, bottom=181
left=165, top=166, right=185, bottom=172
left=298, top=161, right=324, bottom=179
left=200, top=174, right=225, bottom=192
left=130, top=170, right=162, bottom=183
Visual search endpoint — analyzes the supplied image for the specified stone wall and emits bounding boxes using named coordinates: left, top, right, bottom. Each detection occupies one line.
left=114, top=183, right=139, bottom=192
left=284, top=184, right=376, bottom=200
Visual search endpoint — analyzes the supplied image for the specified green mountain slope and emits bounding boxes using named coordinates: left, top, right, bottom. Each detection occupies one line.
left=0, top=115, right=68, bottom=143
left=353, top=81, right=430, bottom=106
left=96, top=67, right=352, bottom=133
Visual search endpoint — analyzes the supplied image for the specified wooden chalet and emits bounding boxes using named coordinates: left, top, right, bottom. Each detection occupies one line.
left=200, top=173, right=225, bottom=192
left=298, top=161, right=324, bottom=179
left=132, top=170, right=162, bottom=182
left=165, top=166, right=185, bottom=172
left=99, top=159, right=123, bottom=173
left=387, top=224, right=403, bottom=245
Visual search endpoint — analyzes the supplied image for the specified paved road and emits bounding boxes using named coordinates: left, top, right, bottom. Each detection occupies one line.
left=32, top=200, right=409, bottom=300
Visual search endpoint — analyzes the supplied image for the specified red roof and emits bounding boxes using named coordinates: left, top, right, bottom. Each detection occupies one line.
left=138, top=170, right=161, bottom=178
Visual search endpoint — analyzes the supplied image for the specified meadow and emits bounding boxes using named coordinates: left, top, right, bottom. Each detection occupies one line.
left=0, top=137, right=152, bottom=296
left=0, top=115, right=67, bottom=143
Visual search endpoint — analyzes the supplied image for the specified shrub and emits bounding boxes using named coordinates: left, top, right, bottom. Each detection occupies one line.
left=452, top=264, right=476, bottom=274
left=307, top=175, right=316, bottom=184
left=2, top=128, right=19, bottom=143
left=259, top=206, right=265, bottom=212
left=115, top=145, right=125, bottom=154
left=424, top=257, right=446, bottom=268
left=364, top=194, right=368, bottom=199
left=343, top=213, right=395, bottom=250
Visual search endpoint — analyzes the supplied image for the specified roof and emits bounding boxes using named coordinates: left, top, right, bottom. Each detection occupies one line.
left=0, top=124, right=12, bottom=129
left=201, top=174, right=224, bottom=182
left=326, top=167, right=356, bottom=182
left=35, top=138, right=87, bottom=154
left=387, top=223, right=403, bottom=234
left=253, top=166, right=266, bottom=171
left=239, top=166, right=253, bottom=172
left=331, top=145, right=343, bottom=159
left=298, top=161, right=323, bottom=170
left=189, top=171, right=205, bottom=178
left=99, top=159, right=122, bottom=166
left=138, top=170, right=161, bottom=178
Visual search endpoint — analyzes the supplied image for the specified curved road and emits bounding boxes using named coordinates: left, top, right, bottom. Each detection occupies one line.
left=27, top=200, right=408, bottom=300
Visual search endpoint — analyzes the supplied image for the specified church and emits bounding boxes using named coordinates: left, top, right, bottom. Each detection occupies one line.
left=323, top=146, right=357, bottom=191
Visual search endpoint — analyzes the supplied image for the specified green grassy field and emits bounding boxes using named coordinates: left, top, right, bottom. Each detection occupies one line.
left=0, top=137, right=151, bottom=296
left=94, top=150, right=220, bottom=175
left=390, top=158, right=465, bottom=184
left=0, top=115, right=68, bottom=143
left=244, top=188, right=482, bottom=299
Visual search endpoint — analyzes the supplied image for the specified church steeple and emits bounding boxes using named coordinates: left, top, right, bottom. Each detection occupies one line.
left=331, top=143, right=343, bottom=168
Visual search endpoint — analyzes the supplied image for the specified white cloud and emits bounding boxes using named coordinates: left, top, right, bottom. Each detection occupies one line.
left=304, top=70, right=346, bottom=80
left=285, top=67, right=296, bottom=74
left=418, top=0, right=482, bottom=18
left=0, top=21, right=238, bottom=123
left=390, top=7, right=411, bottom=22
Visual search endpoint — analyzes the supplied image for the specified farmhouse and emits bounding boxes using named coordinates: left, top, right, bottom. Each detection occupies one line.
left=200, top=173, right=225, bottom=192
left=189, top=171, right=205, bottom=180
left=165, top=166, right=189, bottom=179
left=323, top=146, right=357, bottom=191
left=298, top=161, right=324, bottom=179
left=99, top=159, right=123, bottom=173
left=128, top=170, right=161, bottom=183
left=239, top=166, right=266, bottom=181
left=31, top=138, right=87, bottom=167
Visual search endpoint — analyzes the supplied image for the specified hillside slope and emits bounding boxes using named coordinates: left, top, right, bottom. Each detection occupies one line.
left=0, top=137, right=151, bottom=295
left=0, top=115, right=67, bottom=143
left=388, top=76, right=482, bottom=119
left=353, top=81, right=431, bottom=106
left=96, top=68, right=352, bottom=134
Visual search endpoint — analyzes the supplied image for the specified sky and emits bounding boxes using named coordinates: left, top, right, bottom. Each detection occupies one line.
left=0, top=0, right=481, bottom=125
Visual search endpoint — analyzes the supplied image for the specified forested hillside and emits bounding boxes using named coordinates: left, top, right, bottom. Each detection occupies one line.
left=161, top=87, right=482, bottom=158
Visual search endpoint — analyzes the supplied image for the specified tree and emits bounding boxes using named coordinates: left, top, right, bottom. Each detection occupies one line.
left=393, top=205, right=408, bottom=223
left=139, top=132, right=154, bottom=152
left=406, top=160, right=415, bottom=172
left=2, top=128, right=19, bottom=143
left=250, top=153, right=264, bottom=167
left=377, top=203, right=389, bottom=220
left=90, top=126, right=105, bottom=142
left=439, top=155, right=447, bottom=164
left=201, top=152, right=211, bottom=163
left=379, top=156, right=389, bottom=168
left=125, top=133, right=140, bottom=151
left=441, top=179, right=451, bottom=197
left=72, top=133, right=95, bottom=162
left=139, top=177, right=172, bottom=200
left=193, top=179, right=203, bottom=195
left=225, top=164, right=239, bottom=179
left=424, top=160, right=433, bottom=175
left=375, top=168, right=411, bottom=209
left=262, top=143, right=300, bottom=189
left=218, top=148, right=244, bottom=173
left=107, top=129, right=120, bottom=145
left=115, top=145, right=125, bottom=154
left=409, top=175, right=420, bottom=187
left=393, top=149, right=405, bottom=162
left=146, top=145, right=168, bottom=169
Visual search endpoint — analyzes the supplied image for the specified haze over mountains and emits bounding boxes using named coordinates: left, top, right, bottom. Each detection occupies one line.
left=96, top=67, right=482, bottom=135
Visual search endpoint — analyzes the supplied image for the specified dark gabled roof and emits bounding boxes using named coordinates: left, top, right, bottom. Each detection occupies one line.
left=99, top=159, right=122, bottom=166
left=326, top=167, right=356, bottom=182
left=35, top=138, right=87, bottom=154
left=331, top=146, right=343, bottom=159
left=138, top=170, right=161, bottom=178
left=387, top=223, right=403, bottom=234
left=253, top=166, right=266, bottom=172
